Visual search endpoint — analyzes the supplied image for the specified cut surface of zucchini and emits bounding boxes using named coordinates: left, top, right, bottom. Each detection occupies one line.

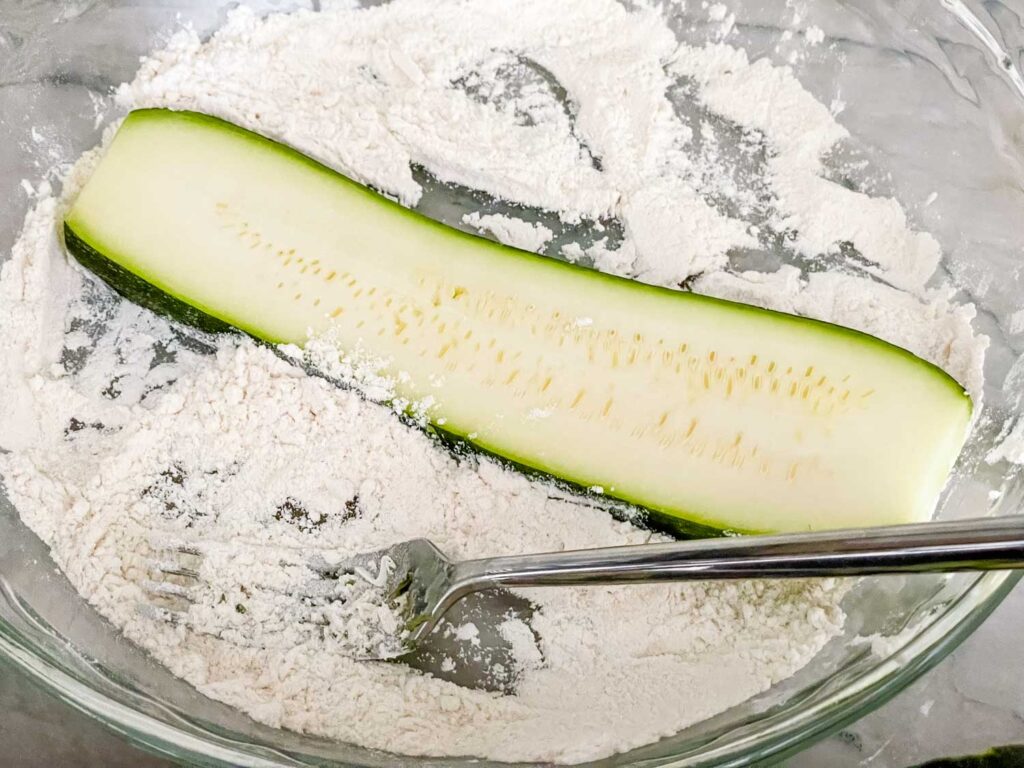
left=64, top=109, right=972, bottom=533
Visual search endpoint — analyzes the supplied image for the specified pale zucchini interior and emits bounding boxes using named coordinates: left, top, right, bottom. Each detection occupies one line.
left=65, top=110, right=973, bottom=533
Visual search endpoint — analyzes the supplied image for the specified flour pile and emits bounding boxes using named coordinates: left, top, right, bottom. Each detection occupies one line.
left=0, top=0, right=989, bottom=762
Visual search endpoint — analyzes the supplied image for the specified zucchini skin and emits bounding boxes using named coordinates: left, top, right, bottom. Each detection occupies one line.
left=430, top=426, right=730, bottom=538
left=65, top=224, right=235, bottom=336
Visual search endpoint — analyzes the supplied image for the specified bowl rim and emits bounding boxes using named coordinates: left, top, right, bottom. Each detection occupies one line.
left=0, top=569, right=1019, bottom=768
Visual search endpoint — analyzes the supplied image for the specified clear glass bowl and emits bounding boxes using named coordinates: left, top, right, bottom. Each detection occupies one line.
left=2, top=1, right=1023, bottom=766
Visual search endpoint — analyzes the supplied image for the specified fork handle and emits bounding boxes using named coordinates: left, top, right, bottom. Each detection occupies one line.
left=451, top=517, right=1024, bottom=592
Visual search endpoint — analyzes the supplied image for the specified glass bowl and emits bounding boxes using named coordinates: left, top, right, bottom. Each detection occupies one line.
left=1, top=1, right=1023, bottom=766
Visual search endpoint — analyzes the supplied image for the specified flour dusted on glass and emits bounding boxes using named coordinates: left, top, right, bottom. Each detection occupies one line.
left=462, top=212, right=554, bottom=252
left=0, top=0, right=989, bottom=763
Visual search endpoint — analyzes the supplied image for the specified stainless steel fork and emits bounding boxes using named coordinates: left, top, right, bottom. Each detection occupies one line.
left=146, top=516, right=1024, bottom=663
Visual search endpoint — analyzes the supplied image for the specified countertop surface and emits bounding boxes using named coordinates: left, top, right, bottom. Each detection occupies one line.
left=2, top=583, right=1021, bottom=768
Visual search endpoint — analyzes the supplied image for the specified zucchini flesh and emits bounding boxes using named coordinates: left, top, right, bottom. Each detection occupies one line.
left=64, top=109, right=972, bottom=534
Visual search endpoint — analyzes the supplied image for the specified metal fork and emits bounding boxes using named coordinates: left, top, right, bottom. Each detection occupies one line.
left=144, top=516, right=1024, bottom=658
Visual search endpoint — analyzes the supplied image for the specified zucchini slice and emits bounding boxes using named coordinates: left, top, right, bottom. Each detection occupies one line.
left=64, top=109, right=972, bottom=534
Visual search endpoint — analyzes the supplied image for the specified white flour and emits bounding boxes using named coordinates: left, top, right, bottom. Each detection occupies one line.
left=462, top=212, right=554, bottom=252
left=0, top=0, right=990, bottom=763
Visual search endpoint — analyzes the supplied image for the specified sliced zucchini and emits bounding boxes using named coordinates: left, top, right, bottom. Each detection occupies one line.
left=64, top=109, right=972, bottom=534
